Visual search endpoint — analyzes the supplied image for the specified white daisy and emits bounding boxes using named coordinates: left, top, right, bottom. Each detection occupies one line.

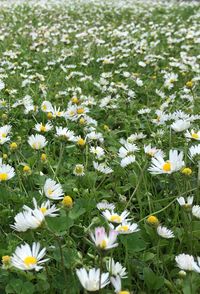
left=76, top=268, right=110, bottom=292
left=175, top=254, right=200, bottom=273
left=185, top=129, right=200, bottom=141
left=28, top=134, right=48, bottom=150
left=0, top=164, right=15, bottom=181
left=11, top=242, right=48, bottom=271
left=157, top=225, right=174, bottom=239
left=148, top=149, right=184, bottom=175
left=43, top=178, right=64, bottom=200
left=90, top=227, right=118, bottom=250
left=171, top=119, right=190, bottom=132
left=102, top=210, right=130, bottom=224
left=106, top=258, right=127, bottom=278
left=177, top=196, right=193, bottom=207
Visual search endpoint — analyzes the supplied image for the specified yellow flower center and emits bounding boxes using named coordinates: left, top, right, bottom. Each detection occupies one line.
left=147, top=215, right=159, bottom=225
left=47, top=189, right=53, bottom=196
left=119, top=291, right=130, bottom=294
left=75, top=166, right=83, bottom=174
left=117, top=225, right=129, bottom=231
left=0, top=173, right=8, bottom=181
left=100, top=240, right=107, bottom=249
left=162, top=161, right=171, bottom=172
left=192, top=133, right=199, bottom=139
left=40, top=207, right=47, bottom=214
left=2, top=255, right=11, bottom=265
left=110, top=215, right=122, bottom=223
left=77, top=138, right=85, bottom=146
left=2, top=133, right=6, bottom=138
left=40, top=125, right=46, bottom=132
left=62, top=195, right=73, bottom=207
left=69, top=111, right=75, bottom=116
left=71, top=97, right=79, bottom=104
left=42, top=105, right=47, bottom=111
left=23, top=165, right=30, bottom=172
left=181, top=167, right=192, bottom=176
left=24, top=256, right=37, bottom=267
left=77, top=108, right=84, bottom=114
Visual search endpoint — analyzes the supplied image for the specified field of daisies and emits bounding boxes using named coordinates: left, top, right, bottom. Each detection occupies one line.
left=0, top=0, right=200, bottom=293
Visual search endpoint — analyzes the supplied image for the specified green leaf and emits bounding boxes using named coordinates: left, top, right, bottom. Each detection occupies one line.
left=46, top=215, right=74, bottom=233
left=69, top=204, right=86, bottom=220
left=143, top=267, right=164, bottom=290
left=119, top=232, right=147, bottom=252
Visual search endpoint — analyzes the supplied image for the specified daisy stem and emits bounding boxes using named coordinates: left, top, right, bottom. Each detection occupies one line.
left=98, top=253, right=103, bottom=293
left=197, top=160, right=200, bottom=188
left=54, top=142, right=64, bottom=180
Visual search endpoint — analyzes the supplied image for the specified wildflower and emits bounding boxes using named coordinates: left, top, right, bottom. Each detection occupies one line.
left=181, top=167, right=192, bottom=175
left=43, top=178, right=64, bottom=200
left=192, top=205, right=200, bottom=219
left=185, top=129, right=200, bottom=141
left=186, top=81, right=194, bottom=88
left=90, top=146, right=105, bottom=159
left=76, top=137, right=85, bottom=146
left=148, top=150, right=184, bottom=175
left=23, top=198, right=59, bottom=217
left=90, top=227, right=118, bottom=250
left=2, top=255, right=11, bottom=269
left=34, top=122, right=53, bottom=133
left=28, top=134, right=48, bottom=150
left=106, top=258, right=127, bottom=278
left=76, top=268, right=110, bottom=292
left=97, top=201, right=115, bottom=211
left=23, top=165, right=31, bottom=174
left=0, top=164, right=15, bottom=181
left=0, top=125, right=11, bottom=145
left=157, top=225, right=174, bottom=239
left=147, top=215, right=159, bottom=225
left=10, top=142, right=18, bottom=150
left=73, top=164, right=85, bottom=176
left=11, top=209, right=44, bottom=232
left=171, top=120, right=190, bottom=132
left=102, top=210, right=130, bottom=224
left=144, top=144, right=164, bottom=158
left=177, top=196, right=193, bottom=208
left=93, top=161, right=113, bottom=174
left=55, top=127, right=76, bottom=142
left=111, top=275, right=130, bottom=294
left=114, top=222, right=139, bottom=234
left=175, top=254, right=200, bottom=273
left=189, top=145, right=200, bottom=159
left=11, top=242, right=48, bottom=271
left=41, top=101, right=53, bottom=113
left=62, top=195, right=73, bottom=208
left=41, top=153, right=47, bottom=162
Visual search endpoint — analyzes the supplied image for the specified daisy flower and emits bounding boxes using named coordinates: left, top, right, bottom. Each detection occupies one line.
left=102, top=210, right=130, bottom=224
left=144, top=144, right=164, bottom=157
left=41, top=101, right=53, bottom=112
left=106, top=258, right=127, bottom=278
left=0, top=164, right=15, bottom=181
left=192, top=205, right=200, bottom=219
left=90, top=227, right=118, bottom=250
left=189, top=145, right=200, bottom=159
left=11, top=209, right=44, bottom=232
left=34, top=122, right=53, bottom=133
left=28, top=134, right=48, bottom=150
left=175, top=254, right=200, bottom=273
left=76, top=268, right=110, bottom=292
left=73, top=164, right=85, bottom=176
left=157, top=225, right=174, bottom=239
left=93, top=161, right=113, bottom=174
left=90, top=146, right=105, bottom=159
left=185, top=129, right=200, bottom=141
left=148, top=149, right=184, bottom=175
left=55, top=126, right=76, bottom=142
left=171, top=119, right=190, bottom=132
left=97, top=201, right=115, bottom=211
left=177, top=196, right=193, bottom=208
left=11, top=242, right=48, bottom=271
left=43, top=178, right=64, bottom=200
left=23, top=198, right=59, bottom=217
left=114, top=221, right=139, bottom=234
left=111, top=275, right=130, bottom=294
